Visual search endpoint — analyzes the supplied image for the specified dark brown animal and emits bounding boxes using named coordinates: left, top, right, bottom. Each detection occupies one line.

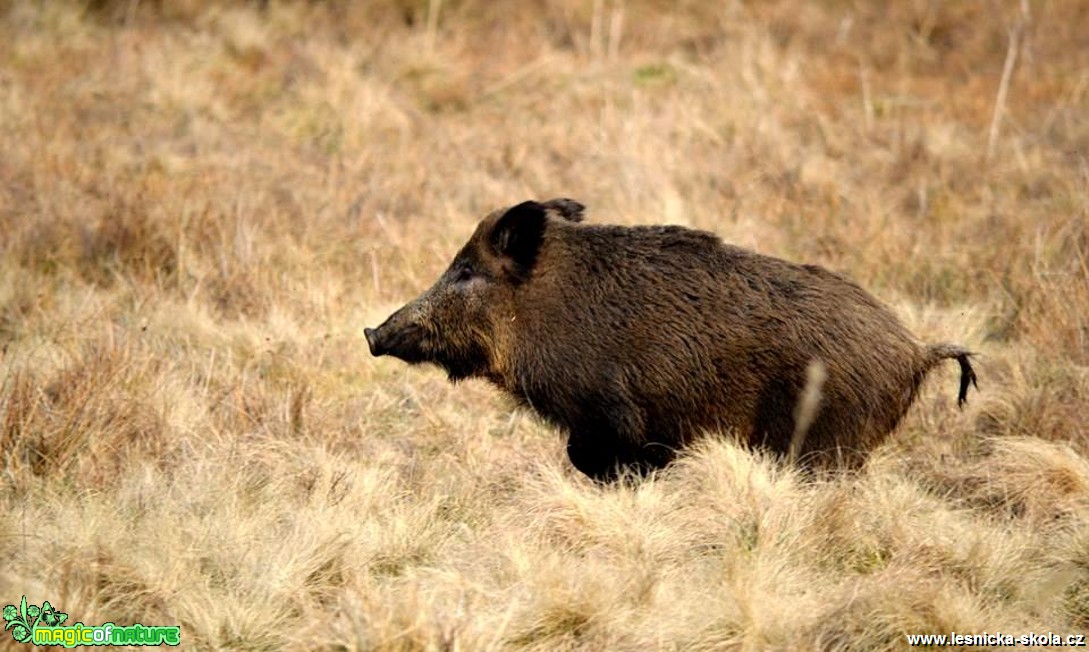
left=365, top=199, right=977, bottom=481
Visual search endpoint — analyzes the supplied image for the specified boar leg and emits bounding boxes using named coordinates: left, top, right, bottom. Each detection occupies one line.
left=563, top=395, right=675, bottom=481
left=566, top=432, right=675, bottom=482
left=566, top=430, right=626, bottom=482
left=563, top=393, right=644, bottom=481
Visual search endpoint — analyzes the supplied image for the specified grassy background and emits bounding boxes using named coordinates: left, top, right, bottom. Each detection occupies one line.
left=1, top=1, right=1087, bottom=649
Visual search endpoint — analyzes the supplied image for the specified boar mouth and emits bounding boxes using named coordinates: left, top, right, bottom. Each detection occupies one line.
left=364, top=324, right=431, bottom=364
left=366, top=324, right=489, bottom=383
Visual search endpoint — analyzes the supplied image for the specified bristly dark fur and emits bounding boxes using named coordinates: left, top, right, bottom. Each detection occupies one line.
left=366, top=199, right=980, bottom=482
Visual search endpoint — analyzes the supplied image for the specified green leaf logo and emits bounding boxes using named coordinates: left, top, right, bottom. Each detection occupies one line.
left=3, top=596, right=49, bottom=643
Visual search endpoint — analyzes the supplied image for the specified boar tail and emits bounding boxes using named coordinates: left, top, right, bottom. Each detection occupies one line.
left=925, top=344, right=979, bottom=407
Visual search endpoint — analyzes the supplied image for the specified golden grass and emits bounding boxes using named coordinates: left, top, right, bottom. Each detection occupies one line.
left=1, top=1, right=1087, bottom=649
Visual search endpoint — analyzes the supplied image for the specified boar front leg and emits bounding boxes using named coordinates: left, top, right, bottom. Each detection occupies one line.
left=566, top=431, right=675, bottom=482
left=564, top=396, right=672, bottom=482
left=566, top=430, right=627, bottom=482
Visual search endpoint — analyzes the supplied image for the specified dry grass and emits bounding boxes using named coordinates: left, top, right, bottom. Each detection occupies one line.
left=1, top=1, right=1087, bottom=649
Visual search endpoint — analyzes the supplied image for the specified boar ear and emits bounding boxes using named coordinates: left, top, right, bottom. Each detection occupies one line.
left=491, top=201, right=548, bottom=279
left=541, top=198, right=585, bottom=223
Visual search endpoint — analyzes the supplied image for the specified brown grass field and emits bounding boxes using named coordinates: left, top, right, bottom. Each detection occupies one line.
left=1, top=1, right=1088, bottom=649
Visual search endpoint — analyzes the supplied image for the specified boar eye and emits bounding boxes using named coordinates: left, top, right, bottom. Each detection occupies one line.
left=455, top=265, right=475, bottom=283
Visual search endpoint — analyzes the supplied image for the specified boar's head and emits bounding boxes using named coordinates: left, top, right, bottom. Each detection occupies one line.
left=365, top=198, right=583, bottom=381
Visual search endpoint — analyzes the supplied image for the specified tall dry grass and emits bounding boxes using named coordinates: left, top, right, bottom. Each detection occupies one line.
left=1, top=1, right=1087, bottom=649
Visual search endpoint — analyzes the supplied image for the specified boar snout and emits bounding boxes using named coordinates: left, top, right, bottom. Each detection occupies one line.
left=364, top=327, right=384, bottom=356
left=365, top=303, right=432, bottom=365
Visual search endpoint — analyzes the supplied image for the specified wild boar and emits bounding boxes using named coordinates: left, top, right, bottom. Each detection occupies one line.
left=365, top=199, right=977, bottom=481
